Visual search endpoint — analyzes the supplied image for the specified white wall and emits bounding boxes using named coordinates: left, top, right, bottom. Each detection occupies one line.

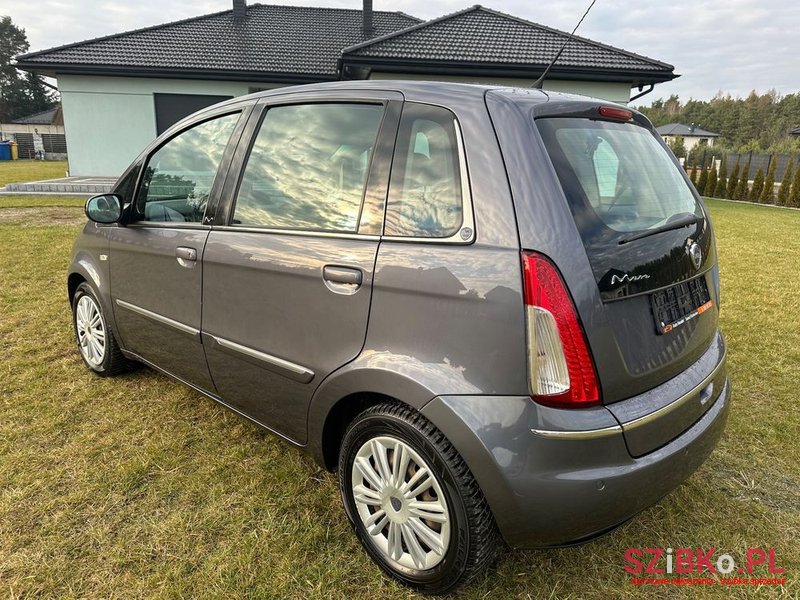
left=58, top=72, right=636, bottom=176
left=367, top=72, right=634, bottom=104
left=57, top=75, right=285, bottom=176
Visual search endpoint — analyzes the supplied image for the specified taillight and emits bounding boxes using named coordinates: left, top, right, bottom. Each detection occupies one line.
left=522, top=251, right=601, bottom=408
left=598, top=106, right=633, bottom=121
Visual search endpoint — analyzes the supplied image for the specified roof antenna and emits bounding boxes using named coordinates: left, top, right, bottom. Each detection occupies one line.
left=532, top=0, right=599, bottom=89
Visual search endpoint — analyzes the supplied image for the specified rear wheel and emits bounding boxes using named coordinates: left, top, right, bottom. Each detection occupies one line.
left=338, top=402, right=501, bottom=594
left=71, top=282, right=134, bottom=376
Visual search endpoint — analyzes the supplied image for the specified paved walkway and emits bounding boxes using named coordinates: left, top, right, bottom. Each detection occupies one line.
left=2, top=176, right=115, bottom=195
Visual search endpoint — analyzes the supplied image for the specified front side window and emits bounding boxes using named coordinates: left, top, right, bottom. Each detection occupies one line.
left=232, top=103, right=384, bottom=232
left=384, top=104, right=463, bottom=238
left=134, top=112, right=240, bottom=223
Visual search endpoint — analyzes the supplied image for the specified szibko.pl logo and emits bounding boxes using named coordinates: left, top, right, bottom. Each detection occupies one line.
left=625, top=547, right=786, bottom=587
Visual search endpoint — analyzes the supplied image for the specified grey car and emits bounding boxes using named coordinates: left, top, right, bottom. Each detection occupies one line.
left=70, top=81, right=729, bottom=594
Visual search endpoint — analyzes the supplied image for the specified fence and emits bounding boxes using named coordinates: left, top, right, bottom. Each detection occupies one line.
left=689, top=150, right=799, bottom=183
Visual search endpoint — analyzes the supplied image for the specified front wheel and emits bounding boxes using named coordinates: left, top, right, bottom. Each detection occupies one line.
left=338, top=402, right=501, bottom=595
left=71, top=282, right=135, bottom=376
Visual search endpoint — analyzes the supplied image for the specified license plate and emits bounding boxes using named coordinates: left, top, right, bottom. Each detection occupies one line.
left=651, top=277, right=712, bottom=334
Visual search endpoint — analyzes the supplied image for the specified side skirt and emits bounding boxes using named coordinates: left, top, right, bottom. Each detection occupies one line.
left=121, top=349, right=307, bottom=449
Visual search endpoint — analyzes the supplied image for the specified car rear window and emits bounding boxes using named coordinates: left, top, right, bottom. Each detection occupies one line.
left=536, top=118, right=702, bottom=239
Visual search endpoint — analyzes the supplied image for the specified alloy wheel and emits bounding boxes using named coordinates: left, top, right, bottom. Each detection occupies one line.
left=75, top=294, right=106, bottom=366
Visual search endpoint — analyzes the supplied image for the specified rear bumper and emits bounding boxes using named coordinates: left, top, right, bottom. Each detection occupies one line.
left=421, top=355, right=730, bottom=548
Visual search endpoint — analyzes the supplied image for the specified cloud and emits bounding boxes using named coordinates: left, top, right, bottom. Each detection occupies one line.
left=5, top=0, right=799, bottom=103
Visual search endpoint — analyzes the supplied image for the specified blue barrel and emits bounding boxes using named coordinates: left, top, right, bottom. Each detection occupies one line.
left=0, top=142, right=11, bottom=161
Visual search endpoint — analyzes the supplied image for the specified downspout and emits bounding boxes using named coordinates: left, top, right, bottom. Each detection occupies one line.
left=630, top=83, right=655, bottom=103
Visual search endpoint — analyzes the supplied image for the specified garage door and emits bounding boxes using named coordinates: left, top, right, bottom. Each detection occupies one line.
left=154, top=93, right=234, bottom=135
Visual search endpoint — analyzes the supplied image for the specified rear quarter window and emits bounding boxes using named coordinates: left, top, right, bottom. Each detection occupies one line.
left=384, top=103, right=464, bottom=238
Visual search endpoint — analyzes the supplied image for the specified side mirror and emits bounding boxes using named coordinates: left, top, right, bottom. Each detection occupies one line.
left=85, top=194, right=123, bottom=224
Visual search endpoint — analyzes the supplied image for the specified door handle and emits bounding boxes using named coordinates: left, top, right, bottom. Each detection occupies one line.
left=176, top=246, right=197, bottom=268
left=322, top=265, right=363, bottom=294
left=323, top=266, right=362, bottom=285
left=176, top=246, right=197, bottom=261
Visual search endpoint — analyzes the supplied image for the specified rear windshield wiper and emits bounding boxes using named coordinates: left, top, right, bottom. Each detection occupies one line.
left=618, top=213, right=700, bottom=245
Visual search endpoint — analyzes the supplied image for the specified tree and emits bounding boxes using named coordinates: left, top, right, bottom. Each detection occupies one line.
left=790, top=162, right=800, bottom=208
left=638, top=90, right=800, bottom=152
left=697, top=166, right=708, bottom=193
left=668, top=136, right=687, bottom=159
left=749, top=167, right=765, bottom=202
left=760, top=157, right=777, bottom=204
left=734, top=159, right=750, bottom=200
left=705, top=162, right=718, bottom=197
left=777, top=160, right=794, bottom=206
left=727, top=160, right=740, bottom=199
left=714, top=155, right=728, bottom=198
left=0, top=15, right=56, bottom=121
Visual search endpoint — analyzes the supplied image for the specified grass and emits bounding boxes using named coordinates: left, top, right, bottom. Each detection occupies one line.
left=0, top=195, right=86, bottom=208
left=0, top=194, right=797, bottom=598
left=0, top=160, right=69, bottom=187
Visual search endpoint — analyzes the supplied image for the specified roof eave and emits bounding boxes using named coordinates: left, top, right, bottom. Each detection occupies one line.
left=340, top=57, right=678, bottom=85
left=14, top=61, right=337, bottom=84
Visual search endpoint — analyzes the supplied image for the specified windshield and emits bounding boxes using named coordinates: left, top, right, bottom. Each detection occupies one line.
left=536, top=118, right=702, bottom=239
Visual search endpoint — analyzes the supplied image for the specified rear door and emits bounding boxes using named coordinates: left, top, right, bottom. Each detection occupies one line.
left=201, top=92, right=402, bottom=443
left=487, top=93, right=719, bottom=404
left=534, top=114, right=718, bottom=401
left=108, top=107, right=248, bottom=390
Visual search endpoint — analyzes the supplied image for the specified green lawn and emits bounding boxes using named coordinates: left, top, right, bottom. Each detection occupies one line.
left=0, top=160, right=69, bottom=187
left=0, top=198, right=797, bottom=598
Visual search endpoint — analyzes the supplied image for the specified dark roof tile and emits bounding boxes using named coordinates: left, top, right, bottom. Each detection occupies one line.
left=16, top=4, right=420, bottom=79
left=342, top=6, right=674, bottom=75
left=655, top=123, right=720, bottom=137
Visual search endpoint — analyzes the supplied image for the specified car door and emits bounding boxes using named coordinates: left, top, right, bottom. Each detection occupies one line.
left=108, top=105, right=251, bottom=391
left=201, top=92, right=402, bottom=443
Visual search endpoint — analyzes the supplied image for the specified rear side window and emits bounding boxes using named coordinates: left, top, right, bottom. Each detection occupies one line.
left=135, top=113, right=239, bottom=223
left=384, top=104, right=463, bottom=238
left=232, top=103, right=384, bottom=233
left=537, top=118, right=701, bottom=238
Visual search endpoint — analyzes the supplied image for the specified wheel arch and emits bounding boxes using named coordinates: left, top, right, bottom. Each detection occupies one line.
left=307, top=360, right=444, bottom=471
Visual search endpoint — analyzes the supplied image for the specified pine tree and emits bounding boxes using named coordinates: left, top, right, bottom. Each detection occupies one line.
left=704, top=162, right=718, bottom=197
left=778, top=160, right=794, bottom=206
left=790, top=161, right=800, bottom=208
left=734, top=159, right=751, bottom=200
left=760, top=157, right=777, bottom=204
left=749, top=167, right=765, bottom=202
left=690, top=167, right=699, bottom=186
left=696, top=167, right=708, bottom=193
left=727, top=160, right=740, bottom=199
left=714, top=155, right=728, bottom=198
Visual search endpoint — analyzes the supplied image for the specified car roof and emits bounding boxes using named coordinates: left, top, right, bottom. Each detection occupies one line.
left=192, top=80, right=647, bottom=129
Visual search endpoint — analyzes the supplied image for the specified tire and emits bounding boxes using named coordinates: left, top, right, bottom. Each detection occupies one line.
left=338, top=402, right=501, bottom=595
left=71, top=282, right=135, bottom=376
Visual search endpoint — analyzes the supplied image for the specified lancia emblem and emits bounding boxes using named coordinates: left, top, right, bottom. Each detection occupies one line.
left=688, top=241, right=703, bottom=270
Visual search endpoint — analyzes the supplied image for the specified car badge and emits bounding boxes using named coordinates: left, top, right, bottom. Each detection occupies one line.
left=687, top=240, right=703, bottom=270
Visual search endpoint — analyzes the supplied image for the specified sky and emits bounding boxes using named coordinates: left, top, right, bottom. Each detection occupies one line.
left=4, top=0, right=799, bottom=105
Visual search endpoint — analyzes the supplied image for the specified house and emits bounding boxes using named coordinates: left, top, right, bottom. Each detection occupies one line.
left=15, top=1, right=677, bottom=177
left=656, top=123, right=720, bottom=152
left=0, top=105, right=67, bottom=160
